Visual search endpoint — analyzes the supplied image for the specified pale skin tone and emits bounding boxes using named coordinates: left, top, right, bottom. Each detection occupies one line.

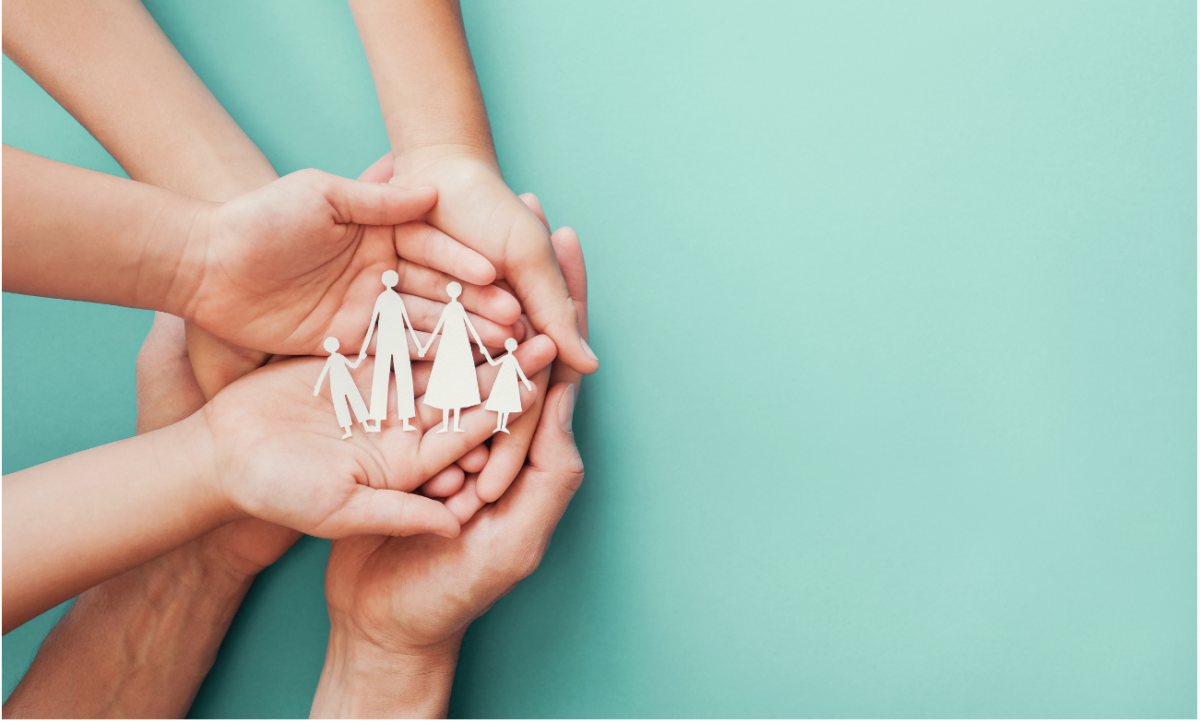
left=350, top=0, right=600, bottom=376
left=311, top=226, right=591, bottom=718
left=2, top=334, right=555, bottom=634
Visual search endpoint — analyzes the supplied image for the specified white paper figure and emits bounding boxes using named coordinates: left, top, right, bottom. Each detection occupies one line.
left=418, top=281, right=493, bottom=433
left=358, top=270, right=421, bottom=433
left=484, top=338, right=534, bottom=434
left=314, top=337, right=369, bottom=439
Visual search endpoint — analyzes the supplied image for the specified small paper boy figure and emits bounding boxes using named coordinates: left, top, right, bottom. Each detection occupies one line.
left=314, top=337, right=370, bottom=439
left=484, top=338, right=534, bottom=434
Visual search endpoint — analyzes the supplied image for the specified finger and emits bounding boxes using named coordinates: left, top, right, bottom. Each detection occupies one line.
left=548, top=226, right=589, bottom=391
left=504, top=210, right=597, bottom=375
left=299, top=169, right=436, bottom=226
left=394, top=222, right=496, bottom=287
left=445, top=474, right=488, bottom=524
left=457, top=444, right=490, bottom=474
left=476, top=366, right=549, bottom=502
left=316, top=486, right=460, bottom=539
left=518, top=192, right=550, bottom=230
left=357, top=152, right=394, bottom=183
left=399, top=293, right=514, bottom=347
left=493, top=383, right=584, bottom=535
left=420, top=464, right=466, bottom=498
left=395, top=258, right=521, bottom=325
left=185, top=324, right=269, bottom=401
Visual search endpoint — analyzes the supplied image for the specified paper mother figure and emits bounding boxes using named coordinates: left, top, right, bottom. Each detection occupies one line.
left=314, top=336, right=370, bottom=439
left=358, top=270, right=421, bottom=432
left=418, top=281, right=493, bottom=433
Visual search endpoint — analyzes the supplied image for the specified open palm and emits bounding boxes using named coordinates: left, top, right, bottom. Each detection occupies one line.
left=185, top=169, right=504, bottom=357
left=201, top=334, right=556, bottom=539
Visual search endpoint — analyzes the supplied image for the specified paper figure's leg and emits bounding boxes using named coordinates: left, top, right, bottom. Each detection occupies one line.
left=367, top=350, right=392, bottom=430
left=493, top=412, right=503, bottom=433
left=401, top=417, right=416, bottom=432
left=437, top=408, right=450, bottom=434
left=348, top=388, right=371, bottom=431
left=452, top=407, right=464, bottom=433
left=342, top=426, right=353, bottom=440
left=499, top=412, right=511, bottom=433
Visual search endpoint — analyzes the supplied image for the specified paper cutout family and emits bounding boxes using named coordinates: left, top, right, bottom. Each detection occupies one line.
left=314, top=271, right=534, bottom=439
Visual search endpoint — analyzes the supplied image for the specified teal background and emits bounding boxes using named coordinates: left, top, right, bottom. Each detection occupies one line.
left=3, top=0, right=1195, bottom=717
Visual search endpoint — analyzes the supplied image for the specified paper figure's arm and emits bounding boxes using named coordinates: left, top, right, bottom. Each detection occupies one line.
left=359, top=300, right=382, bottom=359
left=417, top=312, right=447, bottom=359
left=346, top=355, right=364, bottom=370
left=463, top=313, right=496, bottom=365
left=400, top=302, right=423, bottom=351
left=314, top=359, right=332, bottom=396
left=514, top=358, right=534, bottom=391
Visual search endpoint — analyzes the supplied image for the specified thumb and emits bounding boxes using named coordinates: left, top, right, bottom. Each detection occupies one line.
left=298, top=169, right=436, bottom=226
left=316, top=486, right=461, bottom=539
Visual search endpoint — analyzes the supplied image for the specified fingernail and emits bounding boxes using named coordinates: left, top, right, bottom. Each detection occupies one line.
left=581, top=337, right=598, bottom=362
left=559, top=384, right=576, bottom=433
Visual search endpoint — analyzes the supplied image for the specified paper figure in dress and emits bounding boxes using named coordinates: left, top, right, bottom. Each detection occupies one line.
left=417, top=281, right=493, bottom=433
left=314, top=337, right=370, bottom=439
left=484, top=338, right=533, bottom=434
left=357, top=270, right=421, bottom=433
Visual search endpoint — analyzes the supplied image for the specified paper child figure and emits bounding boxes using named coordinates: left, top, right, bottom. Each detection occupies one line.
left=484, top=338, right=534, bottom=433
left=418, top=281, right=493, bottom=433
left=314, top=337, right=369, bottom=439
left=358, top=270, right=421, bottom=432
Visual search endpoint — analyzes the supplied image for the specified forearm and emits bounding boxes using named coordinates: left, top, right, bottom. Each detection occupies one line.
left=1, top=146, right=209, bottom=314
left=1, top=412, right=231, bottom=632
left=2, top=538, right=254, bottom=718
left=2, top=0, right=277, bottom=201
left=349, top=0, right=495, bottom=159
left=310, top=628, right=460, bottom=718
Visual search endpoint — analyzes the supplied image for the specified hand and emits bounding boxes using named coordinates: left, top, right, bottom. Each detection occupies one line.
left=311, top=380, right=583, bottom=718
left=391, top=146, right=599, bottom=375
left=138, top=313, right=303, bottom=576
left=179, top=168, right=507, bottom=357
left=474, top=192, right=591, bottom=503
left=201, top=335, right=557, bottom=539
left=309, top=226, right=590, bottom=718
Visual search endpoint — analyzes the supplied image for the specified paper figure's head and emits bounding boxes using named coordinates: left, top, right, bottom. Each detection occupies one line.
left=382, top=269, right=399, bottom=288
left=505, top=338, right=518, bottom=352
left=323, top=337, right=340, bottom=353
left=446, top=281, right=463, bottom=300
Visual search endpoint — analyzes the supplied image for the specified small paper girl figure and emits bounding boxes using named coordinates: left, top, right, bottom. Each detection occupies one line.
left=418, top=281, right=493, bottom=433
left=484, top=338, right=534, bottom=434
left=314, top=336, right=370, bottom=439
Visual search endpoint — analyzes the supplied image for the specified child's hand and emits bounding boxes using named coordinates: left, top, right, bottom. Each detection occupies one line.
left=179, top=169, right=516, bottom=357
left=390, top=147, right=599, bottom=375
left=201, top=334, right=557, bottom=539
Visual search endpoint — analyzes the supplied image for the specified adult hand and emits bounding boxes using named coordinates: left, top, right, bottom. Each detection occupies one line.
left=391, top=145, right=598, bottom=374
left=309, top=229, right=590, bottom=718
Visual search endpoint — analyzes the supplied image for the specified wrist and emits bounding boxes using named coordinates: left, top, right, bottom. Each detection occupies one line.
left=310, top=627, right=462, bottom=719
left=392, top=142, right=500, bottom=179
left=164, top=409, right=240, bottom=530
left=144, top=196, right=216, bottom=322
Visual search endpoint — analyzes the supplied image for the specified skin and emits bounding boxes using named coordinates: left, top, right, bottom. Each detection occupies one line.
left=2, top=334, right=556, bottom=634
left=1, top=146, right=521, bottom=359
left=310, top=225, right=590, bottom=718
left=350, top=0, right=600, bottom=376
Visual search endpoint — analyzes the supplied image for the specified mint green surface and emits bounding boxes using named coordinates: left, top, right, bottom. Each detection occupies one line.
left=3, top=0, right=1195, bottom=717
